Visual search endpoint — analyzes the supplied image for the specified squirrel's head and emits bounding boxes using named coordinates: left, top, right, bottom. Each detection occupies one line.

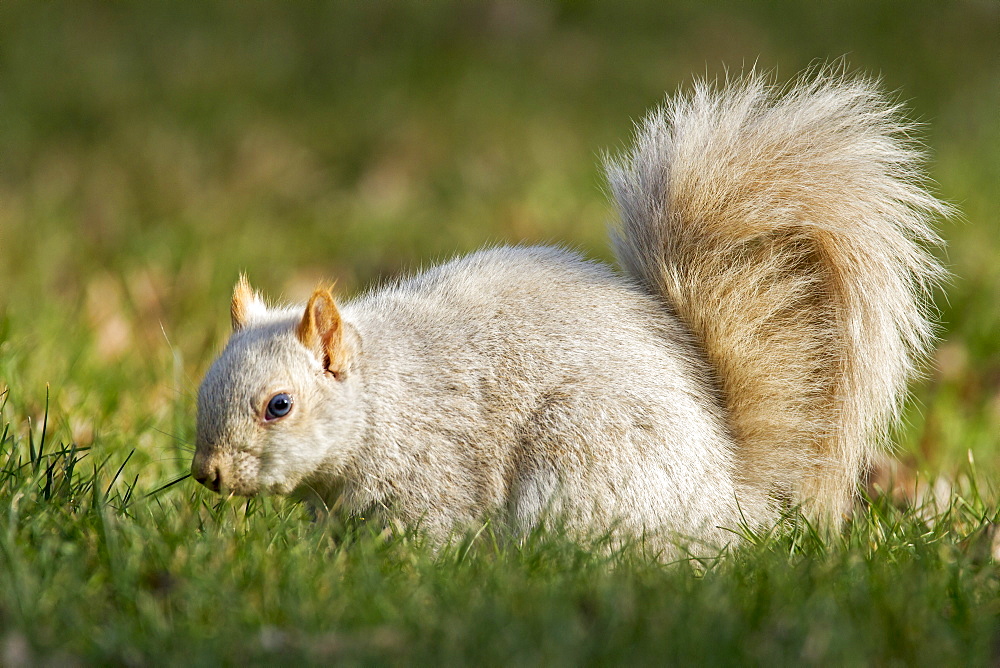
left=192, top=276, right=363, bottom=497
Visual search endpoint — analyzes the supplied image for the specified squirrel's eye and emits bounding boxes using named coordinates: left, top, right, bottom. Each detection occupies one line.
left=265, top=392, right=293, bottom=421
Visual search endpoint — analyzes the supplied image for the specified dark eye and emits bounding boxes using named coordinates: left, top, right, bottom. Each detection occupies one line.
left=265, top=392, right=293, bottom=421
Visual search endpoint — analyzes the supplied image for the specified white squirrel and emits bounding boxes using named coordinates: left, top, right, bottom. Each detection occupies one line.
left=193, top=71, right=946, bottom=551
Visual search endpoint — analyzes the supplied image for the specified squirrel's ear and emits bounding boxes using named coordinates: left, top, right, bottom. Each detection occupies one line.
left=297, top=285, right=353, bottom=377
left=231, top=274, right=268, bottom=331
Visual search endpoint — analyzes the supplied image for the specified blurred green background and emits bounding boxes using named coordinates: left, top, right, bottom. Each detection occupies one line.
left=1, top=0, right=997, bottom=486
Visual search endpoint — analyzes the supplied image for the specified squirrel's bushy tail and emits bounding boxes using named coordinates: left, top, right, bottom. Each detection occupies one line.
left=605, top=70, right=947, bottom=522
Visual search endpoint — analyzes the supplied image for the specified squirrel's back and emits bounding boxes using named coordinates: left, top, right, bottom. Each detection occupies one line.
left=340, top=246, right=757, bottom=542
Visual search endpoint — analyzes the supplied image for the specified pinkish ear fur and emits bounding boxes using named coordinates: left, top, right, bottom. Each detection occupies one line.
left=231, top=274, right=267, bottom=331
left=296, top=285, right=347, bottom=375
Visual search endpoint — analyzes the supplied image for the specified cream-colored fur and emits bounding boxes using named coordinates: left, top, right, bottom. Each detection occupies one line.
left=193, top=70, right=946, bottom=552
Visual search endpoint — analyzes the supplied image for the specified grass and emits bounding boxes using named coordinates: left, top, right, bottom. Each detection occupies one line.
left=1, top=0, right=999, bottom=664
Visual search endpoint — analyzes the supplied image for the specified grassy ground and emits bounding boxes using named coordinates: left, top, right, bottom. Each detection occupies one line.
left=1, top=1, right=999, bottom=663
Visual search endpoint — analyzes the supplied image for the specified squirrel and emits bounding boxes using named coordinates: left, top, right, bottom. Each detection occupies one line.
left=192, top=70, right=946, bottom=551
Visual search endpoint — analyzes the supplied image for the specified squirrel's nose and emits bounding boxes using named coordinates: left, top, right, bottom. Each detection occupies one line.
left=191, top=452, right=223, bottom=493
left=193, top=465, right=222, bottom=492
